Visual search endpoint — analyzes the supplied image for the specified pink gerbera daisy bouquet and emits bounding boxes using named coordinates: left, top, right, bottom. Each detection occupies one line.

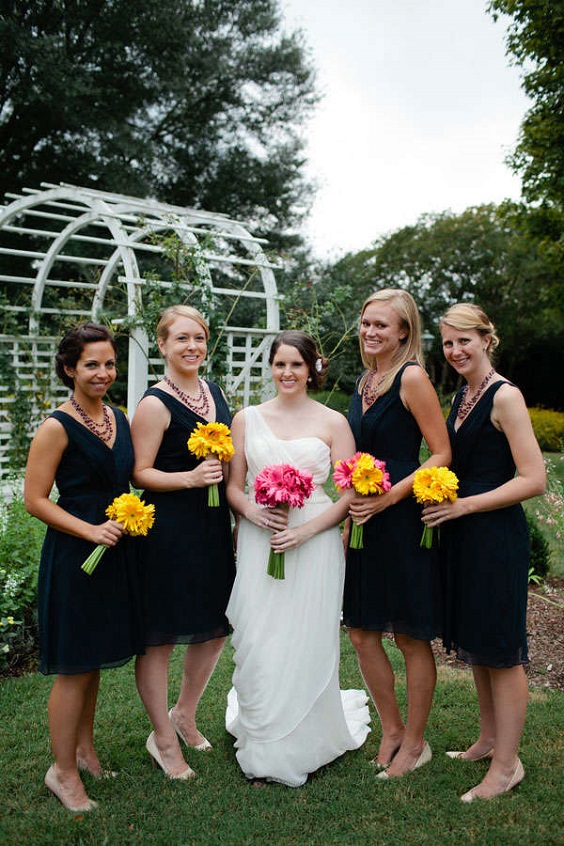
left=254, top=464, right=315, bottom=579
left=333, top=452, right=392, bottom=549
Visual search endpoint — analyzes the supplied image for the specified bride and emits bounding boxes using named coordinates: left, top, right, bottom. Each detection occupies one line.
left=225, top=330, right=370, bottom=786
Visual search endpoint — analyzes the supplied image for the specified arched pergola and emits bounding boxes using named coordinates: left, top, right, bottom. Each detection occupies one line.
left=0, top=183, right=280, bottom=474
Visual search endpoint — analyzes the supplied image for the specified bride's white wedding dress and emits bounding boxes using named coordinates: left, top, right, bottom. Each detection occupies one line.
left=226, top=406, right=370, bottom=787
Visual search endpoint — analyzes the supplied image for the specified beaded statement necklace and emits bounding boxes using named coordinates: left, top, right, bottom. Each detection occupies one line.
left=164, top=375, right=210, bottom=416
left=457, top=368, right=495, bottom=421
left=362, top=370, right=388, bottom=410
left=70, top=396, right=114, bottom=442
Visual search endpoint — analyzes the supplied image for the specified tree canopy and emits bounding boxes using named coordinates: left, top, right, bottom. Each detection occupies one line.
left=488, top=0, right=564, bottom=206
left=0, top=0, right=317, bottom=243
left=288, top=204, right=564, bottom=408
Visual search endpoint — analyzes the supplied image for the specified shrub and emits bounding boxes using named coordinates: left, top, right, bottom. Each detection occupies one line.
left=0, top=483, right=45, bottom=673
left=526, top=512, right=551, bottom=580
left=528, top=408, right=564, bottom=452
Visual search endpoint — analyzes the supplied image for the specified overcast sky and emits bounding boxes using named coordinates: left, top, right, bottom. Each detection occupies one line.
left=280, top=0, right=529, bottom=258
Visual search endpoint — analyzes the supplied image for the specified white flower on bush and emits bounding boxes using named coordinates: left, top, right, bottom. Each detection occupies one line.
left=3, top=572, right=23, bottom=600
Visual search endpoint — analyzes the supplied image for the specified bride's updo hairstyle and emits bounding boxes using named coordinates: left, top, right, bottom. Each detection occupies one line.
left=269, top=330, right=329, bottom=390
left=55, top=322, right=116, bottom=389
left=156, top=305, right=209, bottom=344
left=440, top=303, right=500, bottom=360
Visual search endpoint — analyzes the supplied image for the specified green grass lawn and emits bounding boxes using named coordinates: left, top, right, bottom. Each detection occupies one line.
left=1, top=635, right=562, bottom=845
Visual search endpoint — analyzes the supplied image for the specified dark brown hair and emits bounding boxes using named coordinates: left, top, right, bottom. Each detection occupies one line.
left=55, top=323, right=116, bottom=389
left=268, top=330, right=328, bottom=390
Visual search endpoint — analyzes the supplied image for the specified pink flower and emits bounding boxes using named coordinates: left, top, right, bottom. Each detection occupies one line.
left=254, top=464, right=315, bottom=509
left=253, top=464, right=315, bottom=580
left=332, top=452, right=364, bottom=490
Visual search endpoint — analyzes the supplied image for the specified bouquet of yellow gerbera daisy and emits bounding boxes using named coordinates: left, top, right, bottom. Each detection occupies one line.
left=333, top=452, right=391, bottom=549
left=81, top=492, right=156, bottom=575
left=187, top=421, right=235, bottom=506
left=412, top=466, right=459, bottom=548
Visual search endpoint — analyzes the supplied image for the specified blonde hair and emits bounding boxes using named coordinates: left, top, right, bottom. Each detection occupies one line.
left=359, top=288, right=424, bottom=396
left=156, top=305, right=209, bottom=343
left=440, top=303, right=499, bottom=358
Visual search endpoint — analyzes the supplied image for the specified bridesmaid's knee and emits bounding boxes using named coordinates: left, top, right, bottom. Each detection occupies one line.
left=348, top=627, right=380, bottom=655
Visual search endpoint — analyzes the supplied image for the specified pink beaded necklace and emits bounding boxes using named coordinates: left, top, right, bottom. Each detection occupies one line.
left=163, top=375, right=210, bottom=416
left=457, top=368, right=495, bottom=421
left=70, top=396, right=114, bottom=442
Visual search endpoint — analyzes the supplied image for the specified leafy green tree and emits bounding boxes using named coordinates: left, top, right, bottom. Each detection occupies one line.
left=488, top=0, right=564, bottom=205
left=301, top=204, right=563, bottom=407
left=0, top=0, right=317, bottom=244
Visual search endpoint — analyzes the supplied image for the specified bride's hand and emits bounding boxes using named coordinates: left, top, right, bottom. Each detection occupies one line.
left=269, top=525, right=311, bottom=552
left=249, top=505, right=289, bottom=532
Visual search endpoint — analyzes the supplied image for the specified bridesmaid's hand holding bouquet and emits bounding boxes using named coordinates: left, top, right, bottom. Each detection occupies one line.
left=333, top=452, right=391, bottom=549
left=413, top=466, right=459, bottom=548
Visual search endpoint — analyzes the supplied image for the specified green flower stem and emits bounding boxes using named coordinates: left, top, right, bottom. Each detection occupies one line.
left=267, top=549, right=285, bottom=580
left=349, top=521, right=364, bottom=550
left=420, top=525, right=433, bottom=549
left=208, top=483, right=220, bottom=507
left=81, top=544, right=107, bottom=575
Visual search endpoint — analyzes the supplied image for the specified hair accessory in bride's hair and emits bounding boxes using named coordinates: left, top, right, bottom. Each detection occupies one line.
left=315, top=358, right=323, bottom=373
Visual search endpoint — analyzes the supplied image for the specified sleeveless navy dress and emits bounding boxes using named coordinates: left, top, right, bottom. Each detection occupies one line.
left=343, top=363, right=441, bottom=641
left=38, top=408, right=144, bottom=675
left=440, top=382, right=529, bottom=668
left=137, top=383, right=235, bottom=646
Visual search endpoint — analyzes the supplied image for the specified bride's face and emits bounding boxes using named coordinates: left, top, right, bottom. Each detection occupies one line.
left=271, top=344, right=309, bottom=396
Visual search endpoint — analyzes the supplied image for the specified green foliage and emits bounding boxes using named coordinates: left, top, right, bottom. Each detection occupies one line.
left=303, top=203, right=564, bottom=407
left=0, top=0, right=317, bottom=244
left=528, top=453, right=564, bottom=578
left=0, top=483, right=45, bottom=672
left=528, top=408, right=564, bottom=452
left=488, top=0, right=564, bottom=206
left=526, top=511, right=551, bottom=580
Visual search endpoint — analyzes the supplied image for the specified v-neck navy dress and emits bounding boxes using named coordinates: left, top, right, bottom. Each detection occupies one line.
left=37, top=408, right=144, bottom=675
left=343, top=363, right=441, bottom=642
left=137, top=384, right=235, bottom=646
left=440, top=382, right=530, bottom=668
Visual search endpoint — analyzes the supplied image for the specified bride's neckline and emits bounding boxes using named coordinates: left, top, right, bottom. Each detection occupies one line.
left=255, top=407, right=330, bottom=449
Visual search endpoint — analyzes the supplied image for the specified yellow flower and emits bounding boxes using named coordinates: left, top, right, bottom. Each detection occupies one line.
left=413, top=466, right=459, bottom=505
left=106, top=493, right=155, bottom=537
left=187, top=422, right=235, bottom=462
left=6, top=616, right=14, bottom=625
left=351, top=454, right=386, bottom=496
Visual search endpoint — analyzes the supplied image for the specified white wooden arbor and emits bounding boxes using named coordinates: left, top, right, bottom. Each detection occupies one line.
left=0, top=183, right=280, bottom=474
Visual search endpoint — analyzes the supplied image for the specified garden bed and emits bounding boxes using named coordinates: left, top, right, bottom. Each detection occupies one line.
left=431, top=578, right=564, bottom=690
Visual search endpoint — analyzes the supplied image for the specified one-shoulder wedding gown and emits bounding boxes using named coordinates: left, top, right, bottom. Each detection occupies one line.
left=226, top=406, right=370, bottom=787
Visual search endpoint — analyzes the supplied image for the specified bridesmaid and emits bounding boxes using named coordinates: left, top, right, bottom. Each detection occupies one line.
left=343, top=288, right=451, bottom=779
left=24, top=323, right=142, bottom=813
left=422, top=303, right=545, bottom=802
left=131, top=305, right=235, bottom=780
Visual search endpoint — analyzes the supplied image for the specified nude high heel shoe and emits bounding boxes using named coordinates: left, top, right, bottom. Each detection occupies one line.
left=146, top=732, right=196, bottom=780
left=446, top=748, right=494, bottom=761
left=169, top=708, right=212, bottom=751
left=460, top=758, right=525, bottom=803
left=376, top=742, right=432, bottom=780
left=44, top=765, right=98, bottom=813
